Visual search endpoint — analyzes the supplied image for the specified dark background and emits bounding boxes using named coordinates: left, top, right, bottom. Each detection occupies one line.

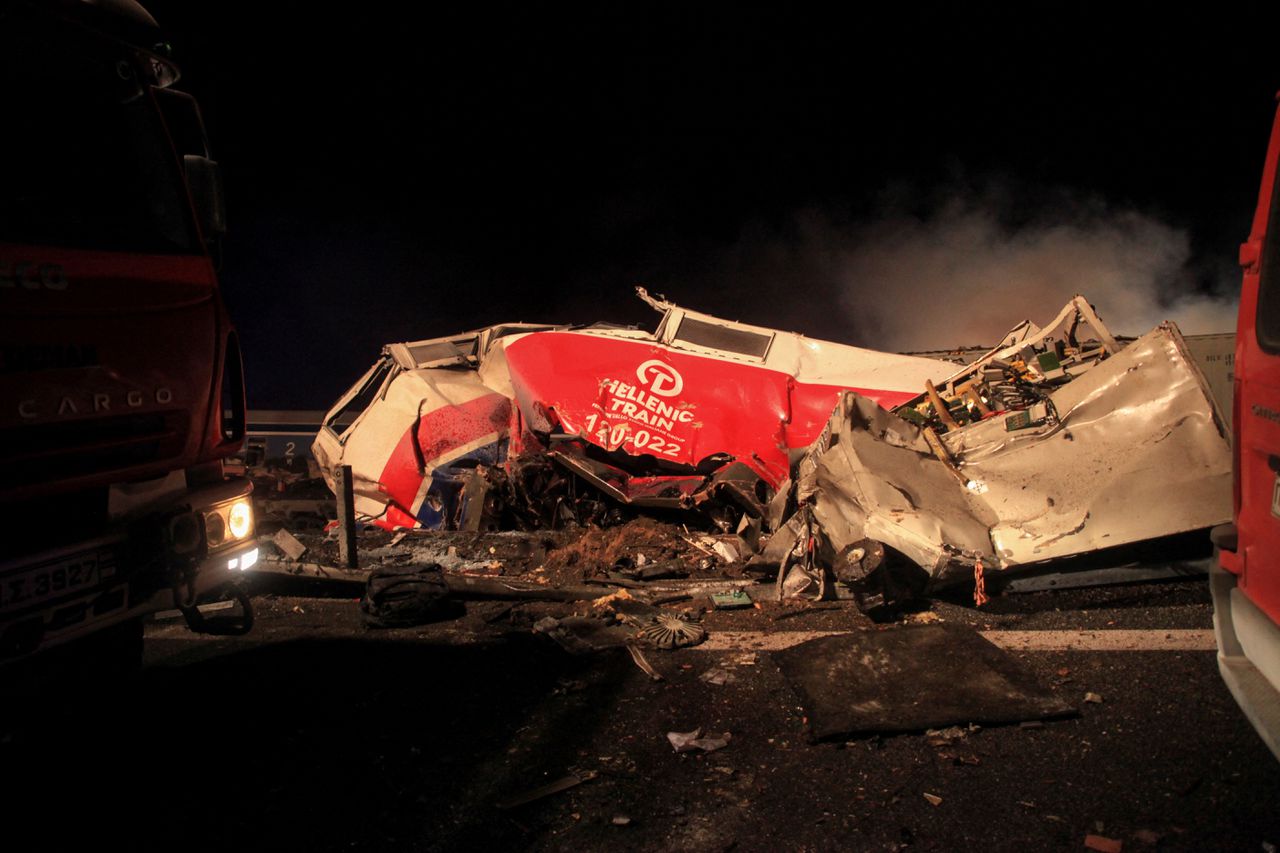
left=146, top=2, right=1280, bottom=409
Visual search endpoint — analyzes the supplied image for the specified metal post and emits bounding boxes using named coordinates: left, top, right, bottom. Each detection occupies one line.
left=336, top=464, right=358, bottom=569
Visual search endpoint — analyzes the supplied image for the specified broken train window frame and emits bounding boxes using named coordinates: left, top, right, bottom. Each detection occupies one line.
left=388, top=335, right=480, bottom=370
left=664, top=310, right=775, bottom=362
left=323, top=355, right=400, bottom=444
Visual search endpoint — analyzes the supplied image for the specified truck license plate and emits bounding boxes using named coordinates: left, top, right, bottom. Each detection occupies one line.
left=1273, top=475, right=1280, bottom=519
left=0, top=550, right=108, bottom=612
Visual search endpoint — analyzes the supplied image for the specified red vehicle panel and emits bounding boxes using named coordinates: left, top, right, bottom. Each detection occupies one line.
left=1213, top=93, right=1280, bottom=759
left=1221, top=100, right=1280, bottom=621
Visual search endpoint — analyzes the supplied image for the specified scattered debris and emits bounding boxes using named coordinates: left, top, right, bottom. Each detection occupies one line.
left=153, top=600, right=237, bottom=622
left=1084, top=692, right=1104, bottom=704
left=667, top=728, right=732, bottom=753
left=709, top=536, right=748, bottom=564
left=1084, top=834, right=1124, bottom=853
left=611, top=816, right=632, bottom=827
left=923, top=793, right=943, bottom=806
left=590, top=588, right=636, bottom=611
left=926, top=725, right=978, bottom=743
left=617, top=560, right=686, bottom=581
left=634, top=613, right=708, bottom=649
left=626, top=645, right=664, bottom=681
left=698, top=668, right=736, bottom=686
left=533, top=615, right=634, bottom=655
left=495, top=770, right=597, bottom=810
left=1131, top=830, right=1162, bottom=846
left=711, top=589, right=753, bottom=610
left=272, top=528, right=308, bottom=562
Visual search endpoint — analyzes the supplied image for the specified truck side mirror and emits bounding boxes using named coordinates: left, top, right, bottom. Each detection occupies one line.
left=184, top=154, right=226, bottom=242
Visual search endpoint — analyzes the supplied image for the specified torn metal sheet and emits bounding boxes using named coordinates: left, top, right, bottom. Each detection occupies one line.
left=895, top=294, right=1121, bottom=434
left=313, top=289, right=953, bottom=529
left=950, top=325, right=1230, bottom=568
left=779, top=311, right=1232, bottom=599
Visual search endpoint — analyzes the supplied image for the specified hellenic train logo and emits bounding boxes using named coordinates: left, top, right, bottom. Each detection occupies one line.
left=636, top=360, right=683, bottom=397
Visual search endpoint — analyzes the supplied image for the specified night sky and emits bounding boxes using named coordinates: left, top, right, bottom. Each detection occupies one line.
left=146, top=2, right=1280, bottom=410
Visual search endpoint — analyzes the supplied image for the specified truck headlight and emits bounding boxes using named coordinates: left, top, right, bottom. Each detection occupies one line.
left=228, top=500, right=252, bottom=540
left=203, top=497, right=254, bottom=551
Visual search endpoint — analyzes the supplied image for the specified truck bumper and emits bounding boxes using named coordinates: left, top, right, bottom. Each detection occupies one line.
left=0, top=478, right=256, bottom=661
left=1211, top=555, right=1280, bottom=760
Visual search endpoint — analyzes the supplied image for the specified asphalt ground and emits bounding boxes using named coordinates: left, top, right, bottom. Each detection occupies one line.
left=4, top=577, right=1279, bottom=852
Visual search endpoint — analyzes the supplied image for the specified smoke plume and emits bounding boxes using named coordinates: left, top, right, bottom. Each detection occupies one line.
left=714, top=189, right=1239, bottom=350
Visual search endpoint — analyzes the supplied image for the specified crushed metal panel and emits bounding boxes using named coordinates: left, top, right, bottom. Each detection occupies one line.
left=803, top=393, right=998, bottom=575
left=313, top=347, right=513, bottom=530
left=790, top=321, right=1232, bottom=588
left=949, top=322, right=1231, bottom=568
left=546, top=445, right=704, bottom=508
left=346, top=366, right=510, bottom=529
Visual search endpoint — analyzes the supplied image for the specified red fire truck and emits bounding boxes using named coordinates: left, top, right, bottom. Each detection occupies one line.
left=0, top=0, right=256, bottom=665
left=1213, top=93, right=1280, bottom=760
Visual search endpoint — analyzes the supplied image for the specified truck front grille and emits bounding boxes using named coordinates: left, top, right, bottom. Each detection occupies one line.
left=0, top=410, right=189, bottom=489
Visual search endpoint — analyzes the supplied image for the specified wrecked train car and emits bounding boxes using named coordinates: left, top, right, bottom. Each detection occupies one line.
left=767, top=297, right=1234, bottom=605
left=312, top=289, right=955, bottom=529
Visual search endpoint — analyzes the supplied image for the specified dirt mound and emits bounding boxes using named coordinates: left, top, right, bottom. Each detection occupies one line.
left=543, top=517, right=704, bottom=578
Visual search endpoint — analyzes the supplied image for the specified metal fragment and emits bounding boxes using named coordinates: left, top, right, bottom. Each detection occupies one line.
left=634, top=613, right=707, bottom=649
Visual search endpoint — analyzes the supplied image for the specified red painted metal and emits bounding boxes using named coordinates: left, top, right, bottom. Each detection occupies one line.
left=0, top=244, right=231, bottom=501
left=1223, top=95, right=1280, bottom=625
left=503, top=331, right=917, bottom=489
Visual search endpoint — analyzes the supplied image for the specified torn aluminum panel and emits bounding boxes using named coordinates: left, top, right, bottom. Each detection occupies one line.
left=313, top=289, right=955, bottom=530
left=780, top=321, right=1231, bottom=599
